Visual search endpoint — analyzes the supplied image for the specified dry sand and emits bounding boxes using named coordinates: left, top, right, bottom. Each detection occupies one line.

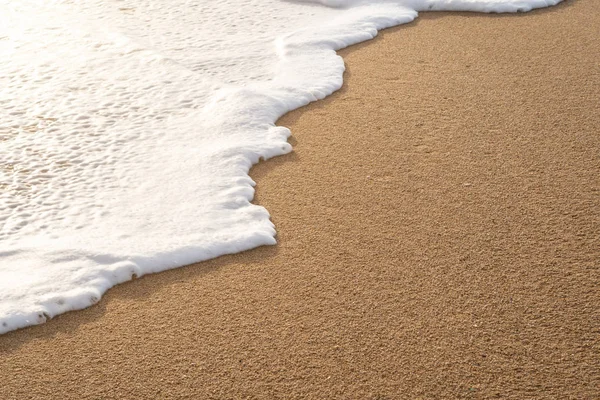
left=1, top=1, right=599, bottom=399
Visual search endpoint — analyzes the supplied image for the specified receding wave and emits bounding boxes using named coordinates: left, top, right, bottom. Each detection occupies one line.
left=0, top=0, right=561, bottom=334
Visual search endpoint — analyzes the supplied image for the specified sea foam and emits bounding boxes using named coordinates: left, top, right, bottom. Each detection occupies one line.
left=0, top=0, right=562, bottom=334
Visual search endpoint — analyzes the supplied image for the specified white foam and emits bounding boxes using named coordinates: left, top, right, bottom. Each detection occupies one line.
left=0, top=0, right=562, bottom=334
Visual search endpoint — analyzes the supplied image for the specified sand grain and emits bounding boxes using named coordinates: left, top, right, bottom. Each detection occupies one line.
left=1, top=1, right=599, bottom=399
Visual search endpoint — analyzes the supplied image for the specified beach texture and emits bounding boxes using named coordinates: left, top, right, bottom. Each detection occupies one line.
left=1, top=0, right=598, bottom=398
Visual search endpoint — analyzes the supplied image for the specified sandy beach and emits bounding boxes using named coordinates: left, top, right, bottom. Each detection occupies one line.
left=1, top=1, right=598, bottom=398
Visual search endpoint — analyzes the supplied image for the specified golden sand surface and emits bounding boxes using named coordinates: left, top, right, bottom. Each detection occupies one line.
left=1, top=1, right=598, bottom=398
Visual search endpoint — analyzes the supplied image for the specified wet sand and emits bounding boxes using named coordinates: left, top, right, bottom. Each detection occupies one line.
left=1, top=1, right=599, bottom=399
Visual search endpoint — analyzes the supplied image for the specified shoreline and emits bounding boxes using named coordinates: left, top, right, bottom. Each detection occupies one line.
left=2, top=1, right=599, bottom=398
